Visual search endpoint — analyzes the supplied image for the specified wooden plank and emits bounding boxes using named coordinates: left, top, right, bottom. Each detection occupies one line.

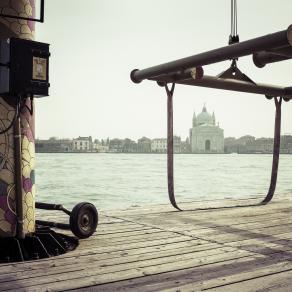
left=204, top=268, right=292, bottom=292
left=0, top=242, right=222, bottom=283
left=1, top=194, right=292, bottom=291
left=93, top=254, right=292, bottom=292
left=0, top=249, right=258, bottom=291
left=0, top=237, right=202, bottom=274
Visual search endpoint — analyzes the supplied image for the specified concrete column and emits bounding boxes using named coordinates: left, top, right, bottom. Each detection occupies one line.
left=0, top=0, right=36, bottom=237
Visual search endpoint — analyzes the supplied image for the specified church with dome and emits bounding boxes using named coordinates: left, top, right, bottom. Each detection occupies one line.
left=190, top=105, right=224, bottom=153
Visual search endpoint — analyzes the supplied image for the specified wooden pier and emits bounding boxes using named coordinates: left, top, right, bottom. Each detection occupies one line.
left=2, top=194, right=292, bottom=291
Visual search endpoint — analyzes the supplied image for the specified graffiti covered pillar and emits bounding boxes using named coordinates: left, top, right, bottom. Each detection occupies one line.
left=0, top=0, right=36, bottom=237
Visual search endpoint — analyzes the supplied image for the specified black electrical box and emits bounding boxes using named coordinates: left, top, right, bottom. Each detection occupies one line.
left=0, top=38, right=50, bottom=98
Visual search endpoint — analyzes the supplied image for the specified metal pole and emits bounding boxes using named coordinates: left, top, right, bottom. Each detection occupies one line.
left=253, top=45, right=292, bottom=68
left=131, top=25, right=292, bottom=83
left=262, top=97, right=282, bottom=204
left=154, top=75, right=292, bottom=99
left=165, top=84, right=181, bottom=211
left=14, top=111, right=25, bottom=239
left=40, top=0, right=45, bottom=23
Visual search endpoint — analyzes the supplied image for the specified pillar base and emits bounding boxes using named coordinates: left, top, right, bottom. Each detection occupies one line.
left=0, top=227, right=78, bottom=263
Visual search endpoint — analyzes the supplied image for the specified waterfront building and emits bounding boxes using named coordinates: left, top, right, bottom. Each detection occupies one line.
left=245, top=138, right=273, bottom=154
left=223, top=135, right=292, bottom=154
left=190, top=105, right=224, bottom=153
left=122, top=138, right=137, bottom=153
left=173, top=136, right=182, bottom=153
left=280, top=135, right=292, bottom=154
left=72, top=136, right=93, bottom=152
left=97, top=145, right=109, bottom=153
left=224, top=137, right=238, bottom=153
left=181, top=138, right=191, bottom=153
left=36, top=138, right=73, bottom=153
left=151, top=136, right=181, bottom=153
left=137, top=137, right=152, bottom=153
left=237, top=135, right=256, bottom=153
left=109, top=138, right=123, bottom=153
left=151, top=138, right=167, bottom=153
left=92, top=139, right=100, bottom=152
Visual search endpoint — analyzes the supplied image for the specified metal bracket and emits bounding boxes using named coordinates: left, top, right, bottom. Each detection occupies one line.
left=0, top=0, right=45, bottom=23
left=217, top=60, right=256, bottom=84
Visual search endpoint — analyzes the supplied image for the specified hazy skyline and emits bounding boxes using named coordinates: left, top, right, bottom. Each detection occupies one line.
left=35, top=0, right=292, bottom=140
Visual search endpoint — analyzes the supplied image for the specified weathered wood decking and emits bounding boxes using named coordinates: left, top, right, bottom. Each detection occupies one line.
left=2, top=194, right=292, bottom=291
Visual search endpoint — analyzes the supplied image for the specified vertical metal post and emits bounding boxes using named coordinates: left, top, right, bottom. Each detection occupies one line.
left=14, top=107, right=24, bottom=239
left=262, top=97, right=282, bottom=204
left=165, top=84, right=181, bottom=211
left=40, top=0, right=45, bottom=23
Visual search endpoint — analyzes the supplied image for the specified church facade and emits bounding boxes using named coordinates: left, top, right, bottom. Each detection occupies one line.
left=190, top=105, right=224, bottom=153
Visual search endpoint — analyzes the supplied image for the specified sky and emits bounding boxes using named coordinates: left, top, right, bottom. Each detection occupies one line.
left=35, top=0, right=292, bottom=140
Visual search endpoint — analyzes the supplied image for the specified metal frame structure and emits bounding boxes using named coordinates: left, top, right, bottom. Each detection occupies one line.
left=131, top=25, right=292, bottom=210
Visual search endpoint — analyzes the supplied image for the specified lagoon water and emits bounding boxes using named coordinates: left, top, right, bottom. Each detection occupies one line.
left=35, top=153, right=292, bottom=210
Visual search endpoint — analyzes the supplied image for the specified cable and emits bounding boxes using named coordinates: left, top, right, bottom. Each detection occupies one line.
left=22, top=96, right=34, bottom=115
left=229, top=0, right=239, bottom=45
left=0, top=96, right=21, bottom=135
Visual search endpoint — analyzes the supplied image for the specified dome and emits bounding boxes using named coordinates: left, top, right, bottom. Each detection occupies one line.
left=197, top=105, right=214, bottom=125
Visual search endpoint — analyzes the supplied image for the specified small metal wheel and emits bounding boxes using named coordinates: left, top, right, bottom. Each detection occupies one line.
left=69, top=202, right=98, bottom=239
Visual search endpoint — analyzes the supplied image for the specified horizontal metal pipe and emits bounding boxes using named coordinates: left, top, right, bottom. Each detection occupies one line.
left=150, top=67, right=203, bottom=85
left=153, top=75, right=292, bottom=99
left=253, top=45, right=292, bottom=68
left=131, top=25, right=292, bottom=83
left=270, top=46, right=292, bottom=57
left=36, top=202, right=71, bottom=215
left=36, top=220, right=70, bottom=230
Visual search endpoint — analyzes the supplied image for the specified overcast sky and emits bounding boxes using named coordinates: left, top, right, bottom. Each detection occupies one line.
left=35, top=0, right=292, bottom=140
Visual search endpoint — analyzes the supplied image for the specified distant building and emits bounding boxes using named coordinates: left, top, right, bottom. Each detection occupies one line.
left=36, top=138, right=72, bottom=153
left=181, top=137, right=191, bottom=153
left=173, top=136, right=182, bottom=153
left=151, top=138, right=167, bottom=153
left=224, top=137, right=238, bottom=153
left=190, top=105, right=224, bottom=153
left=224, top=135, right=256, bottom=153
left=223, top=135, right=292, bottom=154
left=108, top=138, right=137, bottom=153
left=92, top=139, right=100, bottom=152
left=137, top=137, right=151, bottom=153
left=237, top=135, right=256, bottom=153
left=281, top=135, right=292, bottom=154
left=245, top=137, right=273, bottom=154
left=109, top=138, right=123, bottom=152
left=151, top=136, right=181, bottom=153
left=72, top=136, right=93, bottom=152
left=97, top=145, right=109, bottom=153
left=122, top=138, right=137, bottom=153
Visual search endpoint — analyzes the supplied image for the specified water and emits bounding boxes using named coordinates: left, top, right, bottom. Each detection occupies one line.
left=35, top=153, right=292, bottom=210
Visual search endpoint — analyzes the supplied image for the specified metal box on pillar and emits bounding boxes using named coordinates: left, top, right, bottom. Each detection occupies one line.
left=0, top=38, right=50, bottom=97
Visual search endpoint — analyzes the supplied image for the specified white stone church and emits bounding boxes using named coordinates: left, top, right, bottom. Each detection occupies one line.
left=190, top=105, right=224, bottom=153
